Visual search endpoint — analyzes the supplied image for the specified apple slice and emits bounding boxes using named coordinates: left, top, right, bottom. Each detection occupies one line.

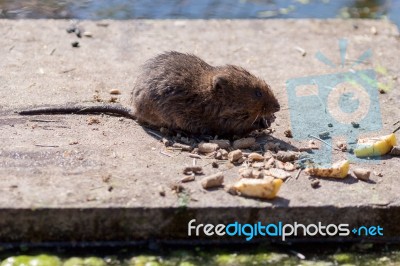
left=354, top=133, right=397, bottom=157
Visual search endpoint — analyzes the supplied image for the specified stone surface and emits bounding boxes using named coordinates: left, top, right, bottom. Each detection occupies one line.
left=0, top=19, right=399, bottom=243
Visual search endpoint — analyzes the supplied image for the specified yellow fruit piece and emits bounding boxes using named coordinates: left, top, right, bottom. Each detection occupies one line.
left=354, top=133, right=397, bottom=157
left=305, top=160, right=349, bottom=178
left=232, top=178, right=283, bottom=199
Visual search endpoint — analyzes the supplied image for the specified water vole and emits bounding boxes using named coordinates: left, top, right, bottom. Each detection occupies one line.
left=19, top=51, right=280, bottom=136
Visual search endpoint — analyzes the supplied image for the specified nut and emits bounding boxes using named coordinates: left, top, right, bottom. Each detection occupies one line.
left=198, top=142, right=219, bottom=153
left=201, top=172, right=224, bottom=189
left=210, top=139, right=231, bottom=149
left=183, top=166, right=203, bottom=175
left=233, top=137, right=256, bottom=149
left=228, top=150, right=243, bottom=163
left=353, top=168, right=371, bottom=181
left=248, top=152, right=264, bottom=162
left=269, top=168, right=291, bottom=180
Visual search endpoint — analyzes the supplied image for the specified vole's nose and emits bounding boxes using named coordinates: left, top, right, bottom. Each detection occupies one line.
left=273, top=102, right=280, bottom=112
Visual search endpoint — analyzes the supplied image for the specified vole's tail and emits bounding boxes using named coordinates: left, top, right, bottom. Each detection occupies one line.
left=18, top=104, right=136, bottom=120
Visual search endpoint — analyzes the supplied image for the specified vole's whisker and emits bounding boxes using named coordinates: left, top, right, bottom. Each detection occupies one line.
left=251, top=112, right=260, bottom=126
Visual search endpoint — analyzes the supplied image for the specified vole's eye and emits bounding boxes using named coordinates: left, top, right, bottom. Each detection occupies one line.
left=255, top=89, right=262, bottom=98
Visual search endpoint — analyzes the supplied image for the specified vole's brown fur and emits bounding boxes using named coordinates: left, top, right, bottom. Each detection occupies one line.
left=132, top=51, right=280, bottom=136
left=19, top=51, right=280, bottom=137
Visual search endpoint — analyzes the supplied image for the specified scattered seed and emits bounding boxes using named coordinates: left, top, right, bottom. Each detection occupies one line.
left=160, top=150, right=173, bottom=157
left=351, top=121, right=360, bottom=128
left=294, top=46, right=307, bottom=57
left=295, top=169, right=302, bottom=179
left=201, top=172, right=224, bottom=189
left=336, top=141, right=348, bottom=152
left=318, top=131, right=330, bottom=139
left=308, top=140, right=319, bottom=149
left=181, top=175, right=195, bottom=183
left=83, top=31, right=93, bottom=37
left=110, top=89, right=121, bottom=95
left=172, top=143, right=192, bottom=151
left=71, top=41, right=79, bottom=48
left=159, top=186, right=166, bottom=197
left=109, top=96, right=118, bottom=103
left=284, top=129, right=293, bottom=138
left=66, top=25, right=76, bottom=33
left=170, top=183, right=184, bottom=193
left=189, top=153, right=201, bottom=159
left=311, top=179, right=320, bottom=189
left=374, top=171, right=383, bottom=177
left=183, top=166, right=203, bottom=175
left=161, top=138, right=172, bottom=147
left=75, top=28, right=82, bottom=38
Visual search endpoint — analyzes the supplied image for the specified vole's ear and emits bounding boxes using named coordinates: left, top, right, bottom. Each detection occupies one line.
left=212, top=75, right=228, bottom=91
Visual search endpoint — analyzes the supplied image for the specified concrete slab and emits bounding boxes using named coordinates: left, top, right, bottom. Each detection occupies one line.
left=0, top=19, right=400, bottom=243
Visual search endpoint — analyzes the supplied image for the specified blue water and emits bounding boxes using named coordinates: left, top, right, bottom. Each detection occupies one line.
left=1, top=0, right=399, bottom=28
